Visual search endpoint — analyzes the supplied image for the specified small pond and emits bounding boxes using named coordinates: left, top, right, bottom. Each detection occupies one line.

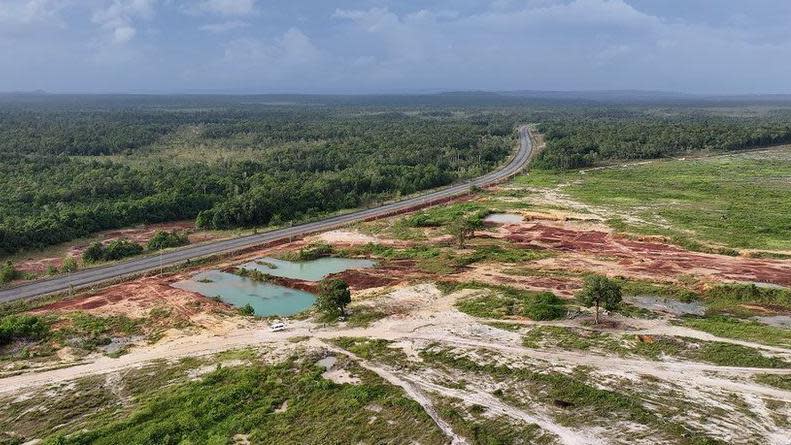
left=484, top=213, right=524, bottom=224
left=172, top=257, right=376, bottom=316
left=173, top=270, right=316, bottom=317
left=628, top=295, right=706, bottom=316
left=239, top=256, right=376, bottom=281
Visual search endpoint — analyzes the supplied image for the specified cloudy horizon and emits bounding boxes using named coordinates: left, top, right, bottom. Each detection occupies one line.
left=1, top=0, right=790, bottom=95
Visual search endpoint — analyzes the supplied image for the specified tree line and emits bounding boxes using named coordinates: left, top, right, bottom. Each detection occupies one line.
left=533, top=114, right=791, bottom=169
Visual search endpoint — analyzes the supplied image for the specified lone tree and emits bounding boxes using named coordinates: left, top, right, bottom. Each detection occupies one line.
left=449, top=216, right=484, bottom=248
left=316, top=278, right=351, bottom=318
left=576, top=275, right=622, bottom=324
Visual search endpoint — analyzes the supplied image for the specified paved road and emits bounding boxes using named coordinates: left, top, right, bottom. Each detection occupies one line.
left=0, top=126, right=533, bottom=302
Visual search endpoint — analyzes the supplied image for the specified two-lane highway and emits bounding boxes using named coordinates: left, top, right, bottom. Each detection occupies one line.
left=0, top=126, right=533, bottom=302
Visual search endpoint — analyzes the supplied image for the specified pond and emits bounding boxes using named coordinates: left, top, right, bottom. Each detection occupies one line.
left=172, top=270, right=316, bottom=317
left=484, top=213, right=524, bottom=224
left=172, top=257, right=376, bottom=316
left=239, top=256, right=376, bottom=281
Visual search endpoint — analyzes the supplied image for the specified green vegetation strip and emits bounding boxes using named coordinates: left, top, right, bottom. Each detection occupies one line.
left=3, top=356, right=445, bottom=445
left=523, top=325, right=789, bottom=368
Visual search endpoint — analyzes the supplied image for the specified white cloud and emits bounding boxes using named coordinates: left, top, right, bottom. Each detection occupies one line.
left=0, top=0, right=66, bottom=26
left=197, top=0, right=255, bottom=16
left=113, top=25, right=136, bottom=43
left=199, top=20, right=249, bottom=33
left=92, top=0, right=156, bottom=45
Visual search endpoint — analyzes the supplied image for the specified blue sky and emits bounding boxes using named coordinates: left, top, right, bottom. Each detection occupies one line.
left=1, top=0, right=790, bottom=94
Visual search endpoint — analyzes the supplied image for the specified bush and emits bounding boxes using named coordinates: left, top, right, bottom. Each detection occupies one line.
left=62, top=256, right=78, bottom=272
left=239, top=303, right=255, bottom=316
left=82, top=239, right=144, bottom=263
left=297, top=243, right=333, bottom=261
left=147, top=230, right=190, bottom=251
left=0, top=314, right=49, bottom=345
left=523, top=293, right=567, bottom=321
left=0, top=261, right=20, bottom=284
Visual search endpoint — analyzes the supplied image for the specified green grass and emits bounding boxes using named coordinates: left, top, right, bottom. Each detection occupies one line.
left=331, top=337, right=408, bottom=367
left=702, top=283, right=791, bottom=315
left=340, top=241, right=547, bottom=275
left=517, top=148, right=791, bottom=251
left=754, top=373, right=791, bottom=391
left=403, top=202, right=491, bottom=228
left=522, top=325, right=789, bottom=368
left=447, top=282, right=566, bottom=321
left=36, top=357, right=444, bottom=445
left=681, top=316, right=791, bottom=348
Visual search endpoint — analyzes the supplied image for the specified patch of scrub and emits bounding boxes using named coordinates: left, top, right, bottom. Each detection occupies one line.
left=240, top=256, right=376, bottom=281
left=484, top=213, right=524, bottom=224
left=628, top=295, right=705, bottom=316
left=172, top=270, right=315, bottom=316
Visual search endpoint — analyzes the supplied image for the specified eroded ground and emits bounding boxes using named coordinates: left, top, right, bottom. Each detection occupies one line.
left=2, top=158, right=790, bottom=444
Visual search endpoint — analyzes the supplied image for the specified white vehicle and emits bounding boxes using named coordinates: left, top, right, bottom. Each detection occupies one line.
left=269, top=322, right=286, bottom=332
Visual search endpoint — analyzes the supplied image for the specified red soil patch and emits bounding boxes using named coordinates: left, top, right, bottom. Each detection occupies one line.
left=30, top=272, right=232, bottom=321
left=506, top=222, right=791, bottom=286
left=333, top=260, right=420, bottom=291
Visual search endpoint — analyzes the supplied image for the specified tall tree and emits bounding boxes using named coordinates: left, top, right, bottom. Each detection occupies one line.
left=316, top=278, right=352, bottom=318
left=449, top=216, right=484, bottom=248
left=576, top=275, right=622, bottom=324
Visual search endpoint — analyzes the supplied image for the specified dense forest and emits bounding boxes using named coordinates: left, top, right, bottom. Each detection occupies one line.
left=0, top=98, right=517, bottom=255
left=534, top=110, right=791, bottom=169
left=2, top=94, right=790, bottom=256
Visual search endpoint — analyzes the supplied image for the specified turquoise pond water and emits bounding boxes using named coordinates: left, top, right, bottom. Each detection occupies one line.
left=172, top=257, right=376, bottom=316
left=239, top=256, right=376, bottom=281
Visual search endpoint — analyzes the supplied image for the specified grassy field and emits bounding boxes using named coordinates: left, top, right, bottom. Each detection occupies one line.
left=519, top=146, right=791, bottom=251
left=1, top=351, right=445, bottom=445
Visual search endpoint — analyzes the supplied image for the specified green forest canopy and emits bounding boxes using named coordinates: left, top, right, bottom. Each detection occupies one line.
left=2, top=94, right=790, bottom=256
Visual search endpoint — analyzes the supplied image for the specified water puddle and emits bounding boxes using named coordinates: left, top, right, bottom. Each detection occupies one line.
left=173, top=270, right=316, bottom=317
left=484, top=213, right=524, bottom=224
left=753, top=315, right=791, bottom=328
left=239, top=256, right=376, bottom=281
left=628, top=295, right=706, bottom=316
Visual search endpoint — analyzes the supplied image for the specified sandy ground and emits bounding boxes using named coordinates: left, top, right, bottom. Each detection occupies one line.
left=3, top=284, right=790, bottom=444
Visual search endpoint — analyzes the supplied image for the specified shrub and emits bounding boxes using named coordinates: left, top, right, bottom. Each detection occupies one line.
left=0, top=314, right=49, bottom=345
left=297, top=243, right=334, bottom=261
left=0, top=261, right=20, bottom=284
left=239, top=303, right=255, bottom=316
left=147, top=230, right=190, bottom=251
left=82, top=239, right=144, bottom=263
left=523, top=293, right=566, bottom=321
left=62, top=256, right=78, bottom=272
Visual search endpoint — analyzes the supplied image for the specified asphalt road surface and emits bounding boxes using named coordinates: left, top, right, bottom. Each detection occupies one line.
left=0, top=126, right=534, bottom=302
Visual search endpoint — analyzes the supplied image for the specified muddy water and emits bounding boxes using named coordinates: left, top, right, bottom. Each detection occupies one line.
left=484, top=213, right=524, bottom=224
left=172, top=270, right=316, bottom=317
left=239, top=256, right=376, bottom=281
left=628, top=295, right=706, bottom=316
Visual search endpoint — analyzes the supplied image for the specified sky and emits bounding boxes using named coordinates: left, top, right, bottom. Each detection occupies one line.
left=1, top=0, right=790, bottom=94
